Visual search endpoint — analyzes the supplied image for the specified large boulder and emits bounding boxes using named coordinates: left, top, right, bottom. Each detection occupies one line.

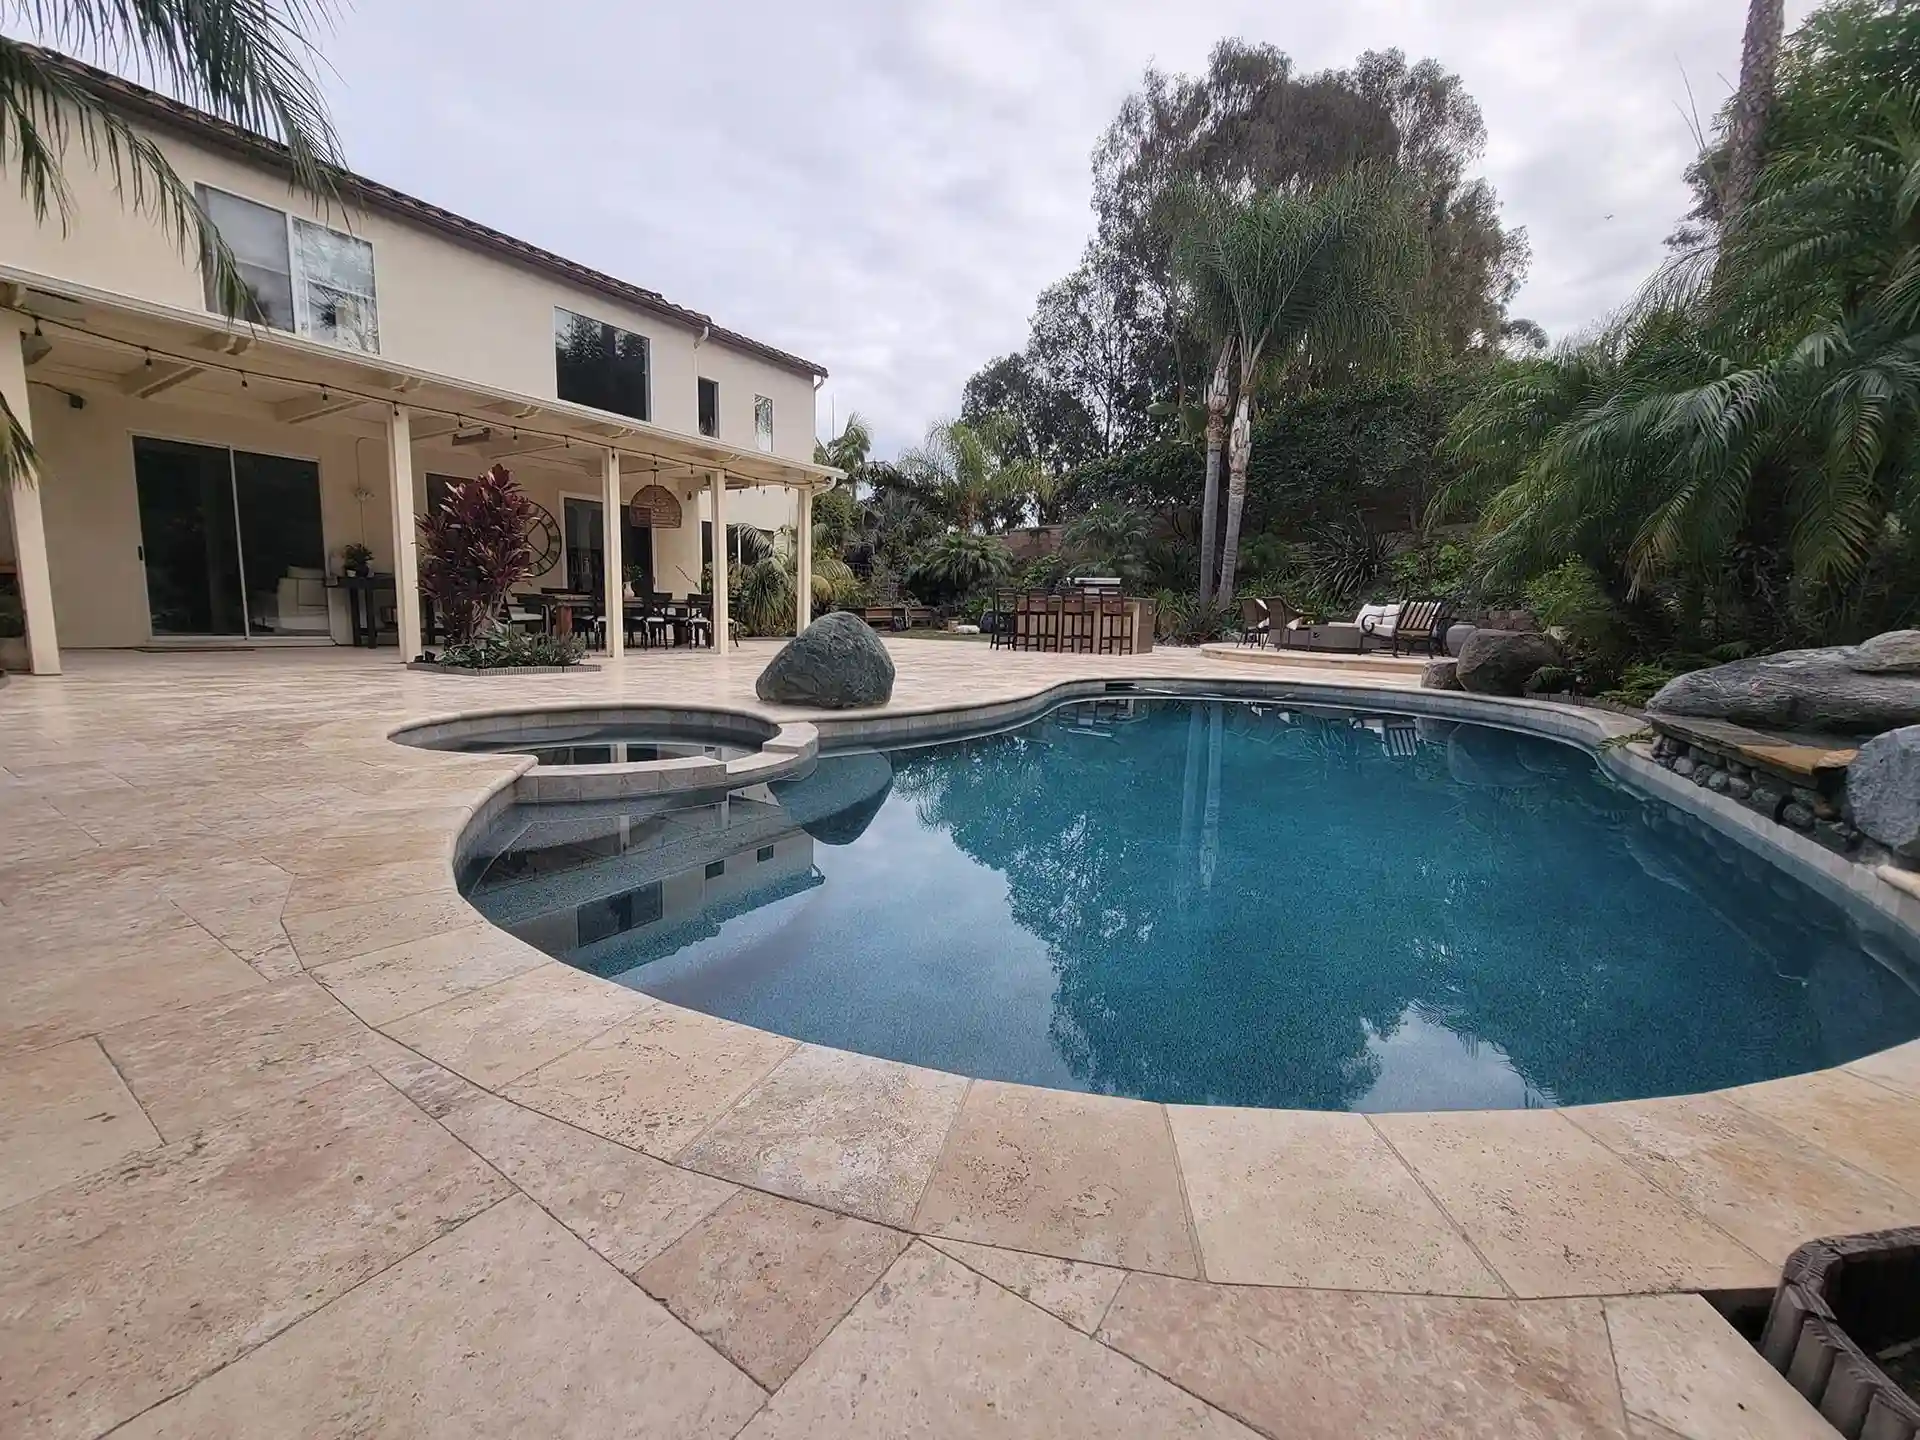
left=1847, top=725, right=1920, bottom=859
left=772, top=750, right=895, bottom=845
left=1847, top=630, right=1920, bottom=674
left=1456, top=629, right=1559, bottom=696
left=1421, top=658, right=1461, bottom=691
left=755, top=612, right=896, bottom=709
left=1647, top=644, right=1920, bottom=735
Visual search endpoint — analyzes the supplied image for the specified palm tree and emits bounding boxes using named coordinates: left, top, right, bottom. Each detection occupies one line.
left=1163, top=182, right=1237, bottom=604
left=896, top=414, right=1041, bottom=531
left=2, top=4, right=344, bottom=488
left=1174, top=167, right=1425, bottom=602
left=1441, top=5, right=1920, bottom=643
left=1722, top=0, right=1788, bottom=229
left=814, top=411, right=874, bottom=481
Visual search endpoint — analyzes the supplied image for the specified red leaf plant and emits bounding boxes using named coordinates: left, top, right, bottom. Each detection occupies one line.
left=417, top=465, right=538, bottom=641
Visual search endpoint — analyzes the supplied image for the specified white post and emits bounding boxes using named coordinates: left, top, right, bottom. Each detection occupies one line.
left=708, top=468, right=729, bottom=655
left=386, top=405, right=422, bottom=660
left=2, top=319, right=60, bottom=674
left=602, top=447, right=623, bottom=659
left=794, top=486, right=813, bottom=636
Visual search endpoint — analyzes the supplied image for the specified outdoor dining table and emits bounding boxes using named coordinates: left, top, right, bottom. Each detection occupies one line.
left=521, top=591, right=595, bottom=638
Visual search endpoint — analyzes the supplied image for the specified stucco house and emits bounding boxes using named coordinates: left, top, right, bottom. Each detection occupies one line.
left=0, top=47, right=836, bottom=675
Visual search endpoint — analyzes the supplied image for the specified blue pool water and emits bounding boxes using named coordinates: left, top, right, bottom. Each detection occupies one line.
left=462, top=696, right=1920, bottom=1111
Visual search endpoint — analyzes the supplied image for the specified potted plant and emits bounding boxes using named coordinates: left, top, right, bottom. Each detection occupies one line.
left=0, top=593, right=25, bottom=672
left=340, top=542, right=374, bottom=578
left=624, top=565, right=646, bottom=600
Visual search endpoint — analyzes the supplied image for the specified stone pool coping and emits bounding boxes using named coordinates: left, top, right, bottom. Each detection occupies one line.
left=380, top=668, right=1920, bottom=1302
left=2, top=643, right=1913, bottom=1438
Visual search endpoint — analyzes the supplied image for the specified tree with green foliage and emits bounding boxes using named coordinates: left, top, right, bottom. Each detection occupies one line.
left=1442, top=0, right=1920, bottom=656
left=896, top=414, right=1047, bottom=532
left=2, top=2, right=343, bottom=488
left=905, top=530, right=1012, bottom=606
left=1171, top=167, right=1426, bottom=602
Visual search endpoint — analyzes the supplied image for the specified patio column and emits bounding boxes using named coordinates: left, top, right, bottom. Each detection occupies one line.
left=708, top=468, right=730, bottom=656
left=386, top=405, right=422, bottom=660
left=601, top=447, right=623, bottom=659
left=2, top=317, right=59, bottom=675
left=794, top=486, right=813, bottom=636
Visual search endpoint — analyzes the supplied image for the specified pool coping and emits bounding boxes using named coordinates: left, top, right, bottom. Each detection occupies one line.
left=364, top=669, right=1920, bottom=1301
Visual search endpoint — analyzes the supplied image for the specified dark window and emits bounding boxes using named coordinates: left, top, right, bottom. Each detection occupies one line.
left=702, top=520, right=712, bottom=568
left=704, top=860, right=725, bottom=880
left=575, top=882, right=663, bottom=945
left=756, top=845, right=776, bottom=863
left=698, top=377, right=719, bottom=438
left=554, top=308, right=650, bottom=422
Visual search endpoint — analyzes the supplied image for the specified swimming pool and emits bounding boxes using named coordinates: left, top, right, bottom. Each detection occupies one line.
left=461, top=695, right=1920, bottom=1111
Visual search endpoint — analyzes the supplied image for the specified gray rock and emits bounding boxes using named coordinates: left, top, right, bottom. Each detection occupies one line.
left=1812, top=820, right=1858, bottom=855
left=1444, top=623, right=1478, bottom=658
left=1484, top=608, right=1541, bottom=634
left=1706, top=770, right=1730, bottom=793
left=755, top=612, right=897, bottom=709
left=772, top=750, right=894, bottom=845
left=1421, top=658, right=1461, bottom=691
left=1727, top=776, right=1753, bottom=801
left=1782, top=802, right=1816, bottom=831
left=1846, top=724, right=1920, bottom=859
left=1455, top=630, right=1560, bottom=697
left=1646, top=647, right=1920, bottom=735
left=1673, top=755, right=1696, bottom=777
left=1747, top=783, right=1786, bottom=821
left=1845, top=630, right=1920, bottom=674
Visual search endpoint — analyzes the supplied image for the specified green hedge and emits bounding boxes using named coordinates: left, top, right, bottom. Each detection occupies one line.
left=1057, top=380, right=1463, bottom=537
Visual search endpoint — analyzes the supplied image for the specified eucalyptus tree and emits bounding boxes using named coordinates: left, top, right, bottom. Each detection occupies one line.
left=1, top=0, right=344, bottom=487
left=1173, top=167, right=1426, bottom=602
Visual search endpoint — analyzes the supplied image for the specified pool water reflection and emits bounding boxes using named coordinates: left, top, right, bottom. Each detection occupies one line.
left=461, top=697, right=1920, bottom=1111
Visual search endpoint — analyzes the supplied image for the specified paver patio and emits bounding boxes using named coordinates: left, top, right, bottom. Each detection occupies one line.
left=0, top=639, right=1901, bottom=1437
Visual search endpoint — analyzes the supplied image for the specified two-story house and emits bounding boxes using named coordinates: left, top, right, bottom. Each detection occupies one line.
left=0, top=47, right=836, bottom=674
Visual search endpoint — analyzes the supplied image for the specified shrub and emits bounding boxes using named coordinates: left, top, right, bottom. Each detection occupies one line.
left=906, top=531, right=1013, bottom=606
left=417, top=465, right=537, bottom=642
left=1524, top=559, right=1631, bottom=677
left=1305, top=520, right=1390, bottom=604
left=437, top=629, right=585, bottom=670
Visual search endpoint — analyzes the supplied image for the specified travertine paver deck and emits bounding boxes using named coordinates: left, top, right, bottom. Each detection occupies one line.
left=0, top=641, right=1906, bottom=1438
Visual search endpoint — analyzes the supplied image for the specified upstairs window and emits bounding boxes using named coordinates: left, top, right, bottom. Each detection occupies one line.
left=698, top=377, right=719, bottom=437
left=753, top=394, right=774, bottom=453
left=555, top=308, right=650, bottom=422
left=197, top=185, right=379, bottom=353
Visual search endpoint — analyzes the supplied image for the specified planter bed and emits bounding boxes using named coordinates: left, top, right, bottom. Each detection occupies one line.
left=406, top=661, right=601, bottom=677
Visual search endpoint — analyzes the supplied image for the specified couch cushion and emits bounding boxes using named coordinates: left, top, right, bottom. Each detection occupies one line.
left=1355, top=602, right=1403, bottom=637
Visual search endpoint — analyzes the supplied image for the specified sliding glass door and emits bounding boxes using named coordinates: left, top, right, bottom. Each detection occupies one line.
left=562, top=496, right=652, bottom=597
left=133, top=437, right=326, bottom=638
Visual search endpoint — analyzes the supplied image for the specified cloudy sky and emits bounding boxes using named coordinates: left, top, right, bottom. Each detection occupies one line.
left=311, top=0, right=1814, bottom=457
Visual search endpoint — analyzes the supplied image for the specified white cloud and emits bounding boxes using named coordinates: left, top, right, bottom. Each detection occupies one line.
left=315, top=0, right=1820, bottom=456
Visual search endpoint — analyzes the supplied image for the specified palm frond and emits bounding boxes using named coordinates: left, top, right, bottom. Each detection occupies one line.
left=0, top=39, right=261, bottom=317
